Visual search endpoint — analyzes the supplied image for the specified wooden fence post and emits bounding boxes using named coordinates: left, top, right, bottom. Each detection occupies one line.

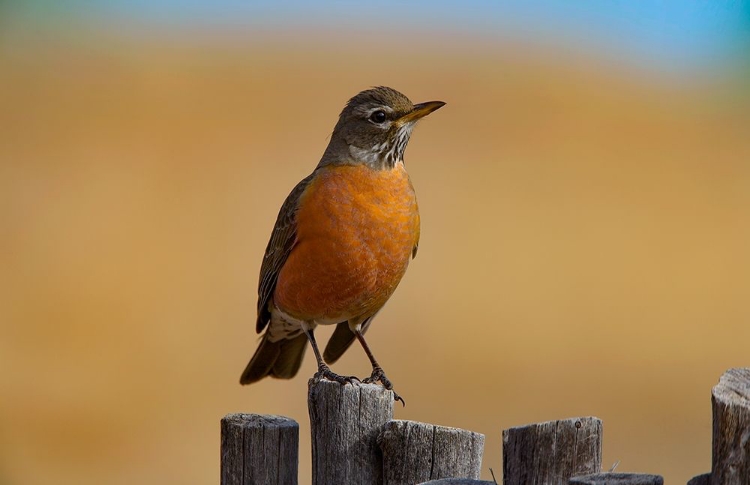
left=569, top=473, right=663, bottom=484
left=418, top=480, right=495, bottom=485
left=378, top=420, right=485, bottom=484
left=503, top=416, right=602, bottom=485
left=711, top=367, right=750, bottom=485
left=687, top=474, right=710, bottom=485
left=308, top=379, right=394, bottom=485
left=220, top=413, right=299, bottom=485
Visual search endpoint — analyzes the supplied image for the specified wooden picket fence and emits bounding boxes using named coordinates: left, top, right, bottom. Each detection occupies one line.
left=220, top=368, right=749, bottom=485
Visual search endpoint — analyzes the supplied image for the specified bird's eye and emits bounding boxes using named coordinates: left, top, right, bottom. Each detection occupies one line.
left=369, top=110, right=387, bottom=124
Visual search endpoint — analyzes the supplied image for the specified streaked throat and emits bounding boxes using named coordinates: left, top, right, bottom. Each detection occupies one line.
left=350, top=124, right=415, bottom=170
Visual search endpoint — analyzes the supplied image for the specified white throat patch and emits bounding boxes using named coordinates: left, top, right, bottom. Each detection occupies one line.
left=349, top=123, right=415, bottom=167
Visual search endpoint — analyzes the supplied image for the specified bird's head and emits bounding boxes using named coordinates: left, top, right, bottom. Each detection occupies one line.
left=320, top=86, right=445, bottom=169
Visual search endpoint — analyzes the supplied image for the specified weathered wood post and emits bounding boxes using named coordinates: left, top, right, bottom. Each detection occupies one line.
left=418, top=480, right=495, bottom=485
left=503, top=416, right=602, bottom=485
left=220, top=413, right=299, bottom=485
left=308, top=379, right=394, bottom=485
left=569, top=473, right=663, bottom=484
left=687, top=474, right=710, bottom=485
left=711, top=367, right=750, bottom=485
left=378, top=420, right=485, bottom=484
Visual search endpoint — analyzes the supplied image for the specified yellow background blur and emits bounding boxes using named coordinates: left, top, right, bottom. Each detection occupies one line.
left=1, top=3, right=749, bottom=484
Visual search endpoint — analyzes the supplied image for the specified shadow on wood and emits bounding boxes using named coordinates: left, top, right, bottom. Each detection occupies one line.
left=220, top=413, right=299, bottom=485
left=379, top=420, right=485, bottom=485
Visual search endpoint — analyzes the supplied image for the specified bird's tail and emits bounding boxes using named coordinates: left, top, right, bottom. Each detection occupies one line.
left=239, top=332, right=308, bottom=385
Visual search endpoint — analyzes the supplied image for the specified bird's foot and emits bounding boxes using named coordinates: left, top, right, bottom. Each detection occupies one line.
left=364, top=366, right=405, bottom=406
left=313, top=364, right=360, bottom=386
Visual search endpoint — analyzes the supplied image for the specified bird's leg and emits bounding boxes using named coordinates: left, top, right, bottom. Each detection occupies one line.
left=302, top=325, right=359, bottom=385
left=355, top=330, right=405, bottom=406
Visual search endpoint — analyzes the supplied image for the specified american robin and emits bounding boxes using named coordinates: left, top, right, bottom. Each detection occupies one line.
left=239, top=86, right=444, bottom=403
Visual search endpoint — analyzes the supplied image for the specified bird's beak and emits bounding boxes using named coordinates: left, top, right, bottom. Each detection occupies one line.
left=398, top=101, right=446, bottom=124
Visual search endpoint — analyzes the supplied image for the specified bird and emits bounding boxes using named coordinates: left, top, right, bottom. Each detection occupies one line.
left=239, top=86, right=445, bottom=404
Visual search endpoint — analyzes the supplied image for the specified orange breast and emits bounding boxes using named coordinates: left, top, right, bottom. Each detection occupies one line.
left=274, top=162, right=420, bottom=322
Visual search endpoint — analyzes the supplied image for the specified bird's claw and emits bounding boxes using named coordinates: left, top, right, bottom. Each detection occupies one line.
left=363, top=365, right=390, bottom=386
left=364, top=366, right=405, bottom=406
left=313, top=365, right=360, bottom=385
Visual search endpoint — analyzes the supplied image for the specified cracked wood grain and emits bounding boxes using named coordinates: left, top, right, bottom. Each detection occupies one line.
left=308, top=379, right=394, bottom=485
left=503, top=416, right=602, bottom=485
left=711, top=368, right=750, bottom=485
left=378, top=420, right=485, bottom=485
left=220, top=413, right=299, bottom=485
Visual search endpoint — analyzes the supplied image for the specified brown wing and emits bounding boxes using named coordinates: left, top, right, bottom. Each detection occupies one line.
left=256, top=171, right=316, bottom=333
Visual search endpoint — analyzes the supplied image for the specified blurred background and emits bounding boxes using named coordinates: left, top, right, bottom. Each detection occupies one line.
left=1, top=1, right=749, bottom=484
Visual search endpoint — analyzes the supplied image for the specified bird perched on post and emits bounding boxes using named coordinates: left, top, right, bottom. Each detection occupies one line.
left=239, top=86, right=445, bottom=403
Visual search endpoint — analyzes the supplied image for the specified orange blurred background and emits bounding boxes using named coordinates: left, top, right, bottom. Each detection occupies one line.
left=1, top=2, right=749, bottom=484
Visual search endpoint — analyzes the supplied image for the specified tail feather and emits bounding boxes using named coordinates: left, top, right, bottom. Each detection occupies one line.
left=239, top=333, right=308, bottom=385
